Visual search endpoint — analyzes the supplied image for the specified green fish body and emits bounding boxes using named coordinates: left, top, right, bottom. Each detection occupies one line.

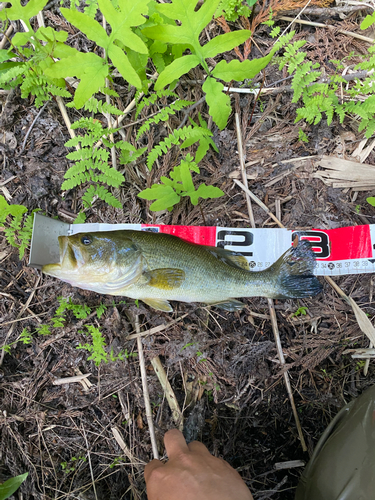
left=42, top=230, right=322, bottom=312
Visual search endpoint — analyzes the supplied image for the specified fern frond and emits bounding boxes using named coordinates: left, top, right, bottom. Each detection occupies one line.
left=99, top=86, right=119, bottom=97
left=94, top=163, right=124, bottom=187
left=71, top=116, right=104, bottom=133
left=62, top=172, right=89, bottom=190
left=147, top=125, right=212, bottom=170
left=291, top=62, right=320, bottom=102
left=92, top=148, right=110, bottom=161
left=135, top=89, right=178, bottom=118
left=82, top=184, right=121, bottom=209
left=136, top=99, right=194, bottom=140
left=83, top=97, right=123, bottom=116
left=0, top=63, right=25, bottom=87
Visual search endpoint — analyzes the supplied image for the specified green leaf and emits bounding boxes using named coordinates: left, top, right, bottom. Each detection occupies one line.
left=138, top=185, right=181, bottom=211
left=142, top=24, right=192, bottom=45
left=156, top=0, right=221, bottom=40
left=212, top=55, right=272, bottom=81
left=155, top=54, right=200, bottom=90
left=180, top=161, right=195, bottom=192
left=73, top=211, right=87, bottom=224
left=186, top=183, right=224, bottom=205
left=201, top=31, right=251, bottom=59
left=0, top=472, right=28, bottom=500
left=367, top=197, right=375, bottom=207
left=12, top=32, right=33, bottom=46
left=202, top=77, right=230, bottom=130
left=361, top=13, right=375, bottom=30
left=45, top=52, right=108, bottom=108
left=61, top=8, right=108, bottom=48
left=0, top=0, right=48, bottom=22
left=107, top=44, right=142, bottom=88
left=0, top=50, right=15, bottom=63
left=36, top=26, right=68, bottom=43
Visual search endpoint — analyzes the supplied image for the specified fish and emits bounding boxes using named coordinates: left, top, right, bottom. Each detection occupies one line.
left=42, top=230, right=322, bottom=312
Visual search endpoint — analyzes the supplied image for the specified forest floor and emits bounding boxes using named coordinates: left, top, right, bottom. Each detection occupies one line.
left=1, top=1, right=375, bottom=499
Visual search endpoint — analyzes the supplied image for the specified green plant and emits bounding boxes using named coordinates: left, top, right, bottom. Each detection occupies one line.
left=141, top=0, right=274, bottom=129
left=139, top=153, right=224, bottom=211
left=367, top=197, right=375, bottom=207
left=0, top=0, right=71, bottom=105
left=291, top=306, right=308, bottom=318
left=355, top=359, right=366, bottom=371
left=276, top=25, right=375, bottom=139
left=62, top=116, right=125, bottom=209
left=61, top=456, right=86, bottom=474
left=262, top=9, right=280, bottom=38
left=0, top=473, right=28, bottom=500
left=109, top=347, right=137, bottom=362
left=215, top=0, right=252, bottom=22
left=0, top=195, right=39, bottom=259
left=77, top=325, right=108, bottom=366
left=298, top=128, right=308, bottom=143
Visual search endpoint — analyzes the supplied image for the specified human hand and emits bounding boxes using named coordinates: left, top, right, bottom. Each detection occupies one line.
left=144, top=429, right=254, bottom=500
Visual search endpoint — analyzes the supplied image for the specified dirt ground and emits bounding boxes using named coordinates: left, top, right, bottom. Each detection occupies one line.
left=1, top=2, right=375, bottom=499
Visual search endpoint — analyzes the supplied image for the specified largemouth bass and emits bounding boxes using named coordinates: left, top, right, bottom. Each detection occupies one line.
left=42, top=230, right=322, bottom=312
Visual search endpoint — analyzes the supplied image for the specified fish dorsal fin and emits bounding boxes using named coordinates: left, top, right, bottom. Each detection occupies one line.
left=204, top=246, right=250, bottom=271
left=147, top=268, right=185, bottom=290
left=142, top=298, right=173, bottom=312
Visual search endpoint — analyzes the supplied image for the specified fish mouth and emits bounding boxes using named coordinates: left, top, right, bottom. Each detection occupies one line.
left=42, top=236, right=78, bottom=277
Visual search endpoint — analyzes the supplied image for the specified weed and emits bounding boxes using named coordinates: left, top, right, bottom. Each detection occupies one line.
left=291, top=306, right=308, bottom=318
left=0, top=195, right=39, bottom=259
left=77, top=325, right=108, bottom=366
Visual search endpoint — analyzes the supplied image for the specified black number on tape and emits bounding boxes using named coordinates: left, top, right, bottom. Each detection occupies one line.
left=217, top=230, right=253, bottom=256
left=298, top=231, right=330, bottom=259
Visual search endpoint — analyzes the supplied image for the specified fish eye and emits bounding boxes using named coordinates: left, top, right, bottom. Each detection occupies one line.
left=81, top=235, right=92, bottom=246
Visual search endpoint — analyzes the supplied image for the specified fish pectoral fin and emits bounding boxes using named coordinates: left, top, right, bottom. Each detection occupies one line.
left=148, top=268, right=185, bottom=290
left=207, top=299, right=245, bottom=312
left=142, top=298, right=173, bottom=312
left=205, top=246, right=250, bottom=271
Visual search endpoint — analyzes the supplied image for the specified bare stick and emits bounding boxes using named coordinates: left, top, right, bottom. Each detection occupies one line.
left=52, top=373, right=92, bottom=385
left=151, top=356, right=184, bottom=430
left=20, top=102, right=48, bottom=153
left=0, top=24, right=13, bottom=50
left=82, top=424, right=98, bottom=500
left=126, top=313, right=188, bottom=340
left=233, top=179, right=285, bottom=228
left=135, top=316, right=160, bottom=459
left=235, top=113, right=255, bottom=228
left=268, top=299, right=307, bottom=452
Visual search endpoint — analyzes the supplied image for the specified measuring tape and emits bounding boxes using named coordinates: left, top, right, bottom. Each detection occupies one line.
left=70, top=223, right=375, bottom=277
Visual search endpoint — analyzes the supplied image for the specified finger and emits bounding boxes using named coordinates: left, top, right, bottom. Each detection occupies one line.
left=144, top=459, right=164, bottom=483
left=187, top=440, right=212, bottom=455
left=164, top=429, right=189, bottom=458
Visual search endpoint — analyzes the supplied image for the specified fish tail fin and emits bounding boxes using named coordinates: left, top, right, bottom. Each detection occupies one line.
left=271, top=240, right=323, bottom=299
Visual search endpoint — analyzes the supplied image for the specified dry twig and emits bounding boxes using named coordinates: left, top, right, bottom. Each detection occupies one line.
left=135, top=315, right=160, bottom=459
